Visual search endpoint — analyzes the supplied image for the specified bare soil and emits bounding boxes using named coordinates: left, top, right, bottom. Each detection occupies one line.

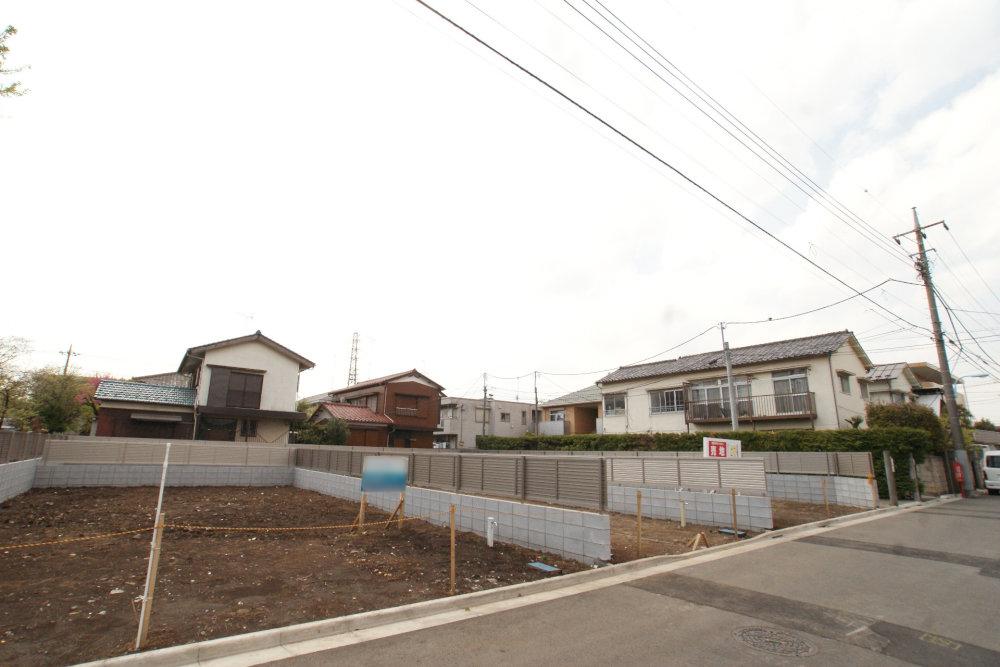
left=610, top=499, right=865, bottom=561
left=0, top=487, right=584, bottom=667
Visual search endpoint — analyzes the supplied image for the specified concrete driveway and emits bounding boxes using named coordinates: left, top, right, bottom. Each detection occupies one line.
left=267, top=496, right=1000, bottom=666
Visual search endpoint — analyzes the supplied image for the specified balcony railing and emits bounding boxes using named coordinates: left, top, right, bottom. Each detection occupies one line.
left=685, top=392, right=816, bottom=424
left=395, top=407, right=420, bottom=417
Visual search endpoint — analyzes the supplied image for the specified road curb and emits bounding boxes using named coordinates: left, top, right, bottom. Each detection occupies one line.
left=76, top=497, right=951, bottom=666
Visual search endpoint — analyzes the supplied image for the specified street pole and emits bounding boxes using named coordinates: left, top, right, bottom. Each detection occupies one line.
left=533, top=371, right=539, bottom=435
left=60, top=344, right=78, bottom=375
left=720, top=323, right=739, bottom=431
left=895, top=208, right=973, bottom=495
left=482, top=372, right=488, bottom=438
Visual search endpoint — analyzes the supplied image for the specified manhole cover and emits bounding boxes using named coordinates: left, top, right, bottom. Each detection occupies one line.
left=733, top=626, right=817, bottom=657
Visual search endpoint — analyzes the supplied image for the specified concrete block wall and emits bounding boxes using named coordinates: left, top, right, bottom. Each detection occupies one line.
left=33, top=464, right=293, bottom=488
left=607, top=483, right=774, bottom=531
left=0, top=458, right=40, bottom=503
left=294, top=468, right=611, bottom=565
left=765, top=473, right=875, bottom=509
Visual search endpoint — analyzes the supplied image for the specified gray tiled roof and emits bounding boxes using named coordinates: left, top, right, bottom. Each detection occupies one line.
left=542, top=384, right=602, bottom=407
left=973, top=429, right=1000, bottom=446
left=95, top=380, right=196, bottom=407
left=600, top=331, right=855, bottom=385
left=865, top=363, right=907, bottom=382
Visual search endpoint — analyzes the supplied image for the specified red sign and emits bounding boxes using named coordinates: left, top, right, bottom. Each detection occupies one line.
left=707, top=441, right=728, bottom=458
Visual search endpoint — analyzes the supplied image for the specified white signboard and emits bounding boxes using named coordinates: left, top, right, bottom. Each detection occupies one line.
left=703, top=437, right=742, bottom=459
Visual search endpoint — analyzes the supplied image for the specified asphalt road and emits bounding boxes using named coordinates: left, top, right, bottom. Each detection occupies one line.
left=270, top=496, right=1000, bottom=666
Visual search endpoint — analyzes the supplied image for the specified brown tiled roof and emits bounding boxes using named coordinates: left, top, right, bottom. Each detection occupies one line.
left=326, top=369, right=444, bottom=396
left=600, top=331, right=857, bottom=385
left=315, top=403, right=394, bottom=425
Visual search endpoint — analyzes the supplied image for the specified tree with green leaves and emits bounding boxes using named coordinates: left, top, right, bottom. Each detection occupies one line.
left=0, top=336, right=30, bottom=428
left=1, top=26, right=27, bottom=97
left=973, top=418, right=997, bottom=431
left=294, top=416, right=350, bottom=446
left=866, top=402, right=946, bottom=451
left=23, top=370, right=91, bottom=433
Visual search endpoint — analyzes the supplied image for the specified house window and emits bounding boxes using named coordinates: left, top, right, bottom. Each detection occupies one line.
left=521, top=410, right=527, bottom=425
left=688, top=378, right=751, bottom=419
left=604, top=393, right=626, bottom=416
left=475, top=408, right=491, bottom=423
left=500, top=412, right=511, bottom=423
left=549, top=409, right=565, bottom=421
left=227, top=372, right=263, bottom=409
left=860, top=381, right=869, bottom=401
left=531, top=409, right=541, bottom=423
left=440, top=406, right=456, bottom=421
left=839, top=372, right=851, bottom=394
left=772, top=368, right=810, bottom=414
left=649, top=388, right=684, bottom=414
left=240, top=420, right=258, bottom=438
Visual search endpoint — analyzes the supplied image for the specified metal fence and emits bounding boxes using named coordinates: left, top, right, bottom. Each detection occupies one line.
left=0, top=432, right=53, bottom=463
left=43, top=439, right=294, bottom=467
left=605, top=457, right=768, bottom=495
left=469, top=449, right=874, bottom=478
left=293, top=447, right=607, bottom=510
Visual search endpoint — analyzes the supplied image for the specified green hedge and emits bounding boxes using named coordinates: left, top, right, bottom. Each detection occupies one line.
left=476, top=428, right=932, bottom=500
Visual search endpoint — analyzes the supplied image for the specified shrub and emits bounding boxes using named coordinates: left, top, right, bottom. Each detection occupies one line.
left=294, top=417, right=349, bottom=446
left=865, top=402, right=946, bottom=451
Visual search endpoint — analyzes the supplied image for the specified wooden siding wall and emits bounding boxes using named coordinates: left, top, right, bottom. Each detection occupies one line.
left=96, top=408, right=194, bottom=440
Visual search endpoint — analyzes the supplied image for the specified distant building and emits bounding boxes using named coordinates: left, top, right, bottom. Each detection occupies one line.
left=436, top=396, right=539, bottom=448
left=864, top=361, right=963, bottom=413
left=541, top=385, right=602, bottom=435
left=308, top=369, right=444, bottom=448
left=94, top=331, right=314, bottom=443
left=597, top=331, right=871, bottom=433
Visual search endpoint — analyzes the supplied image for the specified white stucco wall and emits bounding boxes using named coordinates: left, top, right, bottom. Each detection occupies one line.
left=602, top=344, right=871, bottom=434
left=438, top=397, right=537, bottom=448
left=195, top=341, right=302, bottom=412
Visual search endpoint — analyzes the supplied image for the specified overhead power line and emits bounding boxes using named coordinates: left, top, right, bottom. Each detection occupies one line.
left=563, top=0, right=915, bottom=272
left=413, top=0, right=933, bottom=341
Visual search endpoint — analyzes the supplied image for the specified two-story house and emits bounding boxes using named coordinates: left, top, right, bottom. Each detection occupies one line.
left=436, top=396, right=539, bottom=448
left=598, top=331, right=872, bottom=433
left=307, top=369, right=444, bottom=448
left=541, top=385, right=603, bottom=435
left=865, top=361, right=965, bottom=414
left=94, top=331, right=314, bottom=444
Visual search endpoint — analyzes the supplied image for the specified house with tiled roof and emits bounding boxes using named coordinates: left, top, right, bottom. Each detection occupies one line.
left=307, top=370, right=444, bottom=448
left=597, top=331, right=873, bottom=433
left=94, top=331, right=314, bottom=443
left=541, top=385, right=602, bottom=435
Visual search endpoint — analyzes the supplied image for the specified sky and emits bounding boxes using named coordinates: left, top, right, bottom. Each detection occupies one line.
left=4, top=0, right=1000, bottom=419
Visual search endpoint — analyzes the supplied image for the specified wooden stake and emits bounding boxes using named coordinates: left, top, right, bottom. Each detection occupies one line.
left=135, top=513, right=165, bottom=650
left=384, top=493, right=405, bottom=531
left=352, top=493, right=367, bottom=532
left=679, top=498, right=686, bottom=528
left=398, top=491, right=405, bottom=530
left=449, top=504, right=456, bottom=596
left=700, top=531, right=711, bottom=548
left=729, top=488, right=739, bottom=541
left=635, top=490, right=643, bottom=559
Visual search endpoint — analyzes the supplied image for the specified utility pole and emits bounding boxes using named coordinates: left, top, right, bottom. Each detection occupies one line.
left=482, top=372, right=488, bottom=437
left=347, top=332, right=359, bottom=386
left=719, top=324, right=739, bottom=431
left=533, top=371, right=539, bottom=435
left=59, top=344, right=79, bottom=375
left=894, top=208, right=973, bottom=495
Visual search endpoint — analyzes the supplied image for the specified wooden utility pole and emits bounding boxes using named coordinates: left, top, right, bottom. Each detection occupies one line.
left=59, top=344, right=78, bottom=375
left=893, top=209, right=973, bottom=495
left=533, top=371, right=539, bottom=435
left=719, top=324, right=739, bottom=430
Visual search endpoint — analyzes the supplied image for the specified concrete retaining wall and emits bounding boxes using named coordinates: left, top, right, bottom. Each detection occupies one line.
left=607, top=483, right=774, bottom=531
left=0, top=458, right=40, bottom=503
left=765, top=473, right=876, bottom=509
left=33, top=464, right=294, bottom=488
left=294, top=468, right=611, bottom=565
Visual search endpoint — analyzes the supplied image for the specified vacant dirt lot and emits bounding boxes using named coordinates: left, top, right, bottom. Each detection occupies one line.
left=0, top=487, right=584, bottom=667
left=610, top=499, right=865, bottom=561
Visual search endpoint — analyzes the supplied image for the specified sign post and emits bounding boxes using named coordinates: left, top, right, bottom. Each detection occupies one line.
left=357, top=456, right=409, bottom=529
left=703, top=437, right=742, bottom=459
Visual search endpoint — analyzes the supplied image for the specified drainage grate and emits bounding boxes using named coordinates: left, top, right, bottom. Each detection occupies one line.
left=733, top=626, right=817, bottom=657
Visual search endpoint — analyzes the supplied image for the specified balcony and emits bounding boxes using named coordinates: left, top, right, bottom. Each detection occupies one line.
left=685, top=392, right=816, bottom=424
left=394, top=407, right=420, bottom=417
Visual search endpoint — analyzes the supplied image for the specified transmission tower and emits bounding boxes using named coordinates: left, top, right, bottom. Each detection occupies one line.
left=347, top=332, right=359, bottom=386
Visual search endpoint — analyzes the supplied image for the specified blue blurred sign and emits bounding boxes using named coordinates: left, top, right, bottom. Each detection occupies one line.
left=361, top=456, right=408, bottom=492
